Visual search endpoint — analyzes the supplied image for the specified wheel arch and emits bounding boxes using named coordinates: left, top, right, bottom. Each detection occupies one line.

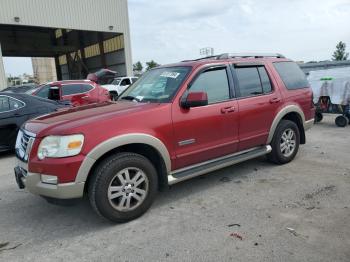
left=76, top=134, right=171, bottom=190
left=267, top=105, right=306, bottom=145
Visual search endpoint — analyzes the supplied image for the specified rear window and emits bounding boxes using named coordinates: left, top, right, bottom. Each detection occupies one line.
left=62, top=84, right=93, bottom=96
left=273, top=62, right=309, bottom=90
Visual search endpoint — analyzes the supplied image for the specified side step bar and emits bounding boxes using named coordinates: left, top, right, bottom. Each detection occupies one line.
left=168, top=145, right=272, bottom=185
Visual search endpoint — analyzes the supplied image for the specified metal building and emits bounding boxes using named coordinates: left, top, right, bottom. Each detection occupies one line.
left=0, top=0, right=132, bottom=89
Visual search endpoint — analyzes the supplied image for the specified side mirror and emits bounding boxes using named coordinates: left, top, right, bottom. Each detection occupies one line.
left=181, top=91, right=208, bottom=108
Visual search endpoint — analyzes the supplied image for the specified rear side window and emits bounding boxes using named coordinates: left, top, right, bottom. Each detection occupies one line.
left=235, top=67, right=262, bottom=97
left=0, top=96, right=24, bottom=112
left=258, top=67, right=272, bottom=93
left=62, top=84, right=93, bottom=96
left=235, top=66, right=273, bottom=97
left=0, top=96, right=10, bottom=112
left=273, top=62, right=309, bottom=90
left=190, top=67, right=230, bottom=104
left=9, top=98, right=25, bottom=110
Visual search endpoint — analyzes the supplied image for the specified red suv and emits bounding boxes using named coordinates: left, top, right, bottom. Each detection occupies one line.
left=14, top=53, right=315, bottom=222
left=31, top=80, right=110, bottom=106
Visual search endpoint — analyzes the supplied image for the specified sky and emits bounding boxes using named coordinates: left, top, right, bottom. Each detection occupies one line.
left=3, top=0, right=350, bottom=75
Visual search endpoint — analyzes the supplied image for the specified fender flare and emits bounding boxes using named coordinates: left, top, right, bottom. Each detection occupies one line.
left=75, top=133, right=171, bottom=183
left=267, top=105, right=305, bottom=144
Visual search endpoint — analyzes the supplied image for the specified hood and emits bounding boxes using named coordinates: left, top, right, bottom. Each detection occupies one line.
left=24, top=101, right=161, bottom=136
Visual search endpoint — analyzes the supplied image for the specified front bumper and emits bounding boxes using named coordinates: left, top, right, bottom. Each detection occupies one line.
left=15, top=159, right=84, bottom=199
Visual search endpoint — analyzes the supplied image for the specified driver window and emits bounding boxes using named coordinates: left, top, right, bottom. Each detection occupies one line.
left=36, top=85, right=50, bottom=98
left=121, top=79, right=131, bottom=86
left=189, top=67, right=230, bottom=104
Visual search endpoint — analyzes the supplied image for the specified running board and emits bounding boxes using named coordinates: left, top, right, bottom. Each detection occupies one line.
left=168, top=145, right=272, bottom=185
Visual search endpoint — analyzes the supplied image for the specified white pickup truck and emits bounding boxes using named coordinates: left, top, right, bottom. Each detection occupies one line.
left=103, top=77, right=138, bottom=100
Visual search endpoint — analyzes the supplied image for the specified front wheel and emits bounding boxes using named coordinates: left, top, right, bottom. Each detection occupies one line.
left=267, top=120, right=300, bottom=164
left=110, top=92, right=118, bottom=101
left=88, top=152, right=158, bottom=222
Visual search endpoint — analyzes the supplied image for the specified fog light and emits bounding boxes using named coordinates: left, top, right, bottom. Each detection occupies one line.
left=41, top=175, right=58, bottom=185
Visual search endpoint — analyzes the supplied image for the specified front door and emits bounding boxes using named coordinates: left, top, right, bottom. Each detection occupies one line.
left=172, top=65, right=239, bottom=169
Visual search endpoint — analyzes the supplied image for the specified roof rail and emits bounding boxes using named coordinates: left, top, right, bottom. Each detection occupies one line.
left=216, top=53, right=285, bottom=59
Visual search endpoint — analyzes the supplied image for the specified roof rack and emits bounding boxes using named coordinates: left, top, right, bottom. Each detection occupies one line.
left=216, top=53, right=285, bottom=59
left=181, top=53, right=285, bottom=63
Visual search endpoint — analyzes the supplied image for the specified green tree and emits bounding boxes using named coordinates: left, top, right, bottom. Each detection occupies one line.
left=332, top=41, right=349, bottom=61
left=146, top=60, right=160, bottom=71
left=133, top=61, right=143, bottom=72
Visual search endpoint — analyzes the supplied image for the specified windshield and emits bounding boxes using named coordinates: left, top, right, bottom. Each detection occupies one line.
left=118, top=66, right=191, bottom=103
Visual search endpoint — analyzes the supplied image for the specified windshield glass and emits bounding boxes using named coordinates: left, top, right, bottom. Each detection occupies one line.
left=118, top=66, right=191, bottom=103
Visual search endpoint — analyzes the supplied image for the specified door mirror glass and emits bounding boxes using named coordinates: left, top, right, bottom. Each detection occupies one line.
left=181, top=91, right=208, bottom=108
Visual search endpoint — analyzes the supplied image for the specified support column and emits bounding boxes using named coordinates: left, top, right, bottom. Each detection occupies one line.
left=0, top=42, right=7, bottom=90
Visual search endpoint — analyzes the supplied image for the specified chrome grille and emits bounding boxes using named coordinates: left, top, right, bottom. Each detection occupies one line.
left=15, top=130, right=35, bottom=162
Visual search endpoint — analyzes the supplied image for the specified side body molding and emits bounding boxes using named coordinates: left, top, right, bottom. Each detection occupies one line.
left=75, top=133, right=171, bottom=183
left=267, top=105, right=305, bottom=144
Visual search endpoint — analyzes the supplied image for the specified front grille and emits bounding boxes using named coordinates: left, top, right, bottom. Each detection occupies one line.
left=15, top=130, right=35, bottom=163
left=21, top=132, right=30, bottom=152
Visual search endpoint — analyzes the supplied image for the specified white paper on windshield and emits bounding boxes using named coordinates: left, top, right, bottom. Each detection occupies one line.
left=160, top=72, right=180, bottom=79
left=135, top=96, right=144, bottom=101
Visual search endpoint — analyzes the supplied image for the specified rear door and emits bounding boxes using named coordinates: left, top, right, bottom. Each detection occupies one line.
left=172, top=65, right=239, bottom=169
left=232, top=63, right=283, bottom=151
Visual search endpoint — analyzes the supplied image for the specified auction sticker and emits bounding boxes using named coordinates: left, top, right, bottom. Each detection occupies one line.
left=160, top=72, right=180, bottom=79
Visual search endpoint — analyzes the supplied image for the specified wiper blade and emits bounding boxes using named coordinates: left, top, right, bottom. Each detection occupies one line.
left=120, top=96, right=141, bottom=102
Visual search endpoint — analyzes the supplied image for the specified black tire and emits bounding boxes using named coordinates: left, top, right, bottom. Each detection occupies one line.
left=88, top=152, right=158, bottom=222
left=315, top=112, right=323, bottom=123
left=267, top=120, right=300, bottom=165
left=335, top=115, right=347, bottom=127
left=110, top=92, right=118, bottom=101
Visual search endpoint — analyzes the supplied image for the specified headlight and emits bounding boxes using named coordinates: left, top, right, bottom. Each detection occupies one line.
left=37, top=134, right=84, bottom=160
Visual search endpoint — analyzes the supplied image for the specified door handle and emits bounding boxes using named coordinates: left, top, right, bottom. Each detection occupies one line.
left=221, top=106, right=235, bottom=114
left=269, top=97, right=281, bottom=104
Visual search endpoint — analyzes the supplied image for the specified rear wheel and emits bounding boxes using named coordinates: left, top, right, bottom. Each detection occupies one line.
left=335, top=115, right=347, bottom=127
left=268, top=120, right=300, bottom=164
left=88, top=152, right=158, bottom=222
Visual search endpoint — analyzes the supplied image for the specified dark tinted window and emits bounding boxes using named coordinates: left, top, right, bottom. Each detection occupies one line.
left=258, top=67, right=272, bottom=93
left=121, top=78, right=131, bottom=86
left=190, top=67, right=230, bottom=104
left=273, top=62, right=309, bottom=90
left=9, top=98, right=25, bottom=110
left=236, top=67, right=263, bottom=97
left=62, top=84, right=93, bottom=96
left=0, top=96, right=10, bottom=112
left=36, top=84, right=50, bottom=98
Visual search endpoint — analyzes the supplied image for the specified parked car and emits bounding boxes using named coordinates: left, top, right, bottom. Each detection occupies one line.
left=2, top=84, right=37, bottom=94
left=31, top=80, right=110, bottom=106
left=14, top=53, right=315, bottom=222
left=102, top=77, right=138, bottom=100
left=0, top=93, right=67, bottom=152
left=87, top=69, right=138, bottom=100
